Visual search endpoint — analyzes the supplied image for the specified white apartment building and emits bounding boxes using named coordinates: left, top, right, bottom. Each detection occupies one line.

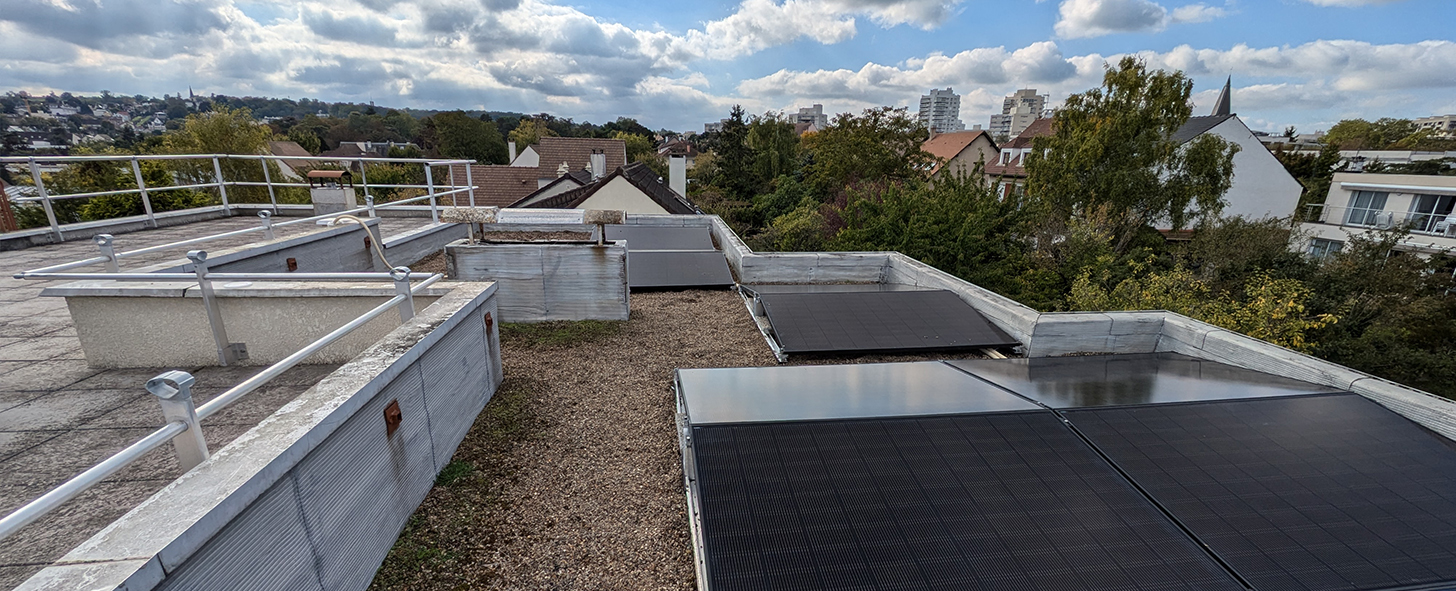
left=1414, top=114, right=1456, bottom=139
left=1299, top=172, right=1456, bottom=257
left=988, top=89, right=1049, bottom=139
left=795, top=104, right=828, bottom=131
left=918, top=88, right=965, bottom=134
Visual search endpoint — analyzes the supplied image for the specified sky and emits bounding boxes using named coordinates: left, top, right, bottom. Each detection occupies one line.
left=1, top=0, right=1453, bottom=134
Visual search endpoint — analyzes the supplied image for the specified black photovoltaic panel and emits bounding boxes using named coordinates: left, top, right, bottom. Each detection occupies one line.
left=741, top=283, right=931, bottom=295
left=692, top=412, right=1245, bottom=591
left=677, top=362, right=1040, bottom=424
left=1068, top=394, right=1456, bottom=591
left=628, top=250, right=734, bottom=288
left=606, top=225, right=716, bottom=250
left=948, top=353, right=1341, bottom=409
left=759, top=290, right=1019, bottom=354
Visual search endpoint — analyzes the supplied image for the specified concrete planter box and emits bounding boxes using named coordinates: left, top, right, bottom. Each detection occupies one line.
left=445, top=237, right=628, bottom=322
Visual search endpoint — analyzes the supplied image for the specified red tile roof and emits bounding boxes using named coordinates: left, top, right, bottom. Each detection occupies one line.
left=535, top=137, right=626, bottom=177
left=921, top=130, right=993, bottom=174
left=449, top=165, right=545, bottom=207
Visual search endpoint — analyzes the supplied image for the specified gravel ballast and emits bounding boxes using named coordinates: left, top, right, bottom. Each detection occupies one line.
left=370, top=289, right=992, bottom=590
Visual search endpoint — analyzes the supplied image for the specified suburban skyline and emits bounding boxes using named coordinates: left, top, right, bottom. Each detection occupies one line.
left=2, top=0, right=1453, bottom=134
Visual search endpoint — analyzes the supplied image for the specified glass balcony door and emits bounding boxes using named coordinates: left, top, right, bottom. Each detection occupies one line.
left=1344, top=190, right=1389, bottom=226
left=1409, top=194, right=1456, bottom=234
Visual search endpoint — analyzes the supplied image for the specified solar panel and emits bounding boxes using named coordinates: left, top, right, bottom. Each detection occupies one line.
left=758, top=290, right=1019, bottom=354
left=606, top=225, right=715, bottom=250
left=741, top=283, right=931, bottom=295
left=677, top=362, right=1040, bottom=425
left=628, top=250, right=734, bottom=288
left=1068, top=394, right=1456, bottom=591
left=947, top=353, right=1341, bottom=409
left=691, top=412, right=1245, bottom=591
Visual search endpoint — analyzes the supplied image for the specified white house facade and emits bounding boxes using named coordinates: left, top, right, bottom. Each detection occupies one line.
left=1298, top=172, right=1456, bottom=257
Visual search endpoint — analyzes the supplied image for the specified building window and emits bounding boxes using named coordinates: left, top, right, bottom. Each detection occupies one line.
left=1308, top=238, right=1343, bottom=259
left=1345, top=190, right=1389, bottom=226
left=1408, top=193, right=1456, bottom=234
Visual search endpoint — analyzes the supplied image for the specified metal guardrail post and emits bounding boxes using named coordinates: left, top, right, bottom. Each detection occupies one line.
left=211, top=156, right=231, bottom=214
left=366, top=194, right=376, bottom=218
left=260, top=157, right=278, bottom=213
left=358, top=159, right=371, bottom=211
left=187, top=251, right=245, bottom=365
left=258, top=210, right=274, bottom=240
left=145, top=371, right=209, bottom=472
left=28, top=158, right=62, bottom=241
left=130, top=157, right=157, bottom=229
left=424, top=164, right=439, bottom=223
left=466, top=164, right=476, bottom=207
left=391, top=266, right=415, bottom=322
left=94, top=234, right=119, bottom=272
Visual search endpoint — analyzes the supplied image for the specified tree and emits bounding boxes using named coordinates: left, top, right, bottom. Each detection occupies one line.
left=1025, top=56, right=1240, bottom=252
left=161, top=106, right=280, bottom=203
left=612, top=131, right=656, bottom=163
left=1323, top=119, right=1379, bottom=150
left=418, top=111, right=508, bottom=164
left=714, top=106, right=753, bottom=199
left=1274, top=143, right=1343, bottom=214
left=746, top=113, right=799, bottom=191
left=506, top=118, right=557, bottom=148
left=800, top=106, right=932, bottom=199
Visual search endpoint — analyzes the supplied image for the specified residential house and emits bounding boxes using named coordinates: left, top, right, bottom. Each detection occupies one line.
left=452, top=137, right=628, bottom=207
left=512, top=161, right=698, bottom=215
left=656, top=138, right=698, bottom=168
left=267, top=141, right=321, bottom=179
left=922, top=130, right=998, bottom=179
left=984, top=83, right=1303, bottom=225
left=1299, top=172, right=1456, bottom=257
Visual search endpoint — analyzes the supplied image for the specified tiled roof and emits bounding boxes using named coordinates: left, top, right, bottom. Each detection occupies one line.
left=922, top=130, right=993, bottom=174
left=450, top=165, right=545, bottom=207
left=535, top=137, right=626, bottom=177
left=1006, top=118, right=1054, bottom=149
left=520, top=162, right=698, bottom=214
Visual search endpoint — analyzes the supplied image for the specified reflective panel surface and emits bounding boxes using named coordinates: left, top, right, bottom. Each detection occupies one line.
left=606, top=225, right=715, bottom=251
left=760, top=290, right=1020, bottom=353
left=947, top=353, right=1341, bottom=408
left=628, top=251, right=734, bottom=288
left=741, top=283, right=929, bottom=295
left=678, top=362, right=1039, bottom=424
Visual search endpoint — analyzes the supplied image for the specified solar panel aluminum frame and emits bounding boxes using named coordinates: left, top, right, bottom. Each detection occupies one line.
left=675, top=376, right=714, bottom=591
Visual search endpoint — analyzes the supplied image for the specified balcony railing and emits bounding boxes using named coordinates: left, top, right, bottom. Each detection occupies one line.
left=1303, top=204, right=1456, bottom=237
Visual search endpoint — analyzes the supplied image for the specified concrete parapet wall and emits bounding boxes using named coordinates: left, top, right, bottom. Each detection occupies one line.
left=144, top=218, right=381, bottom=275
left=50, top=282, right=449, bottom=367
left=381, top=222, right=467, bottom=269
left=447, top=239, right=628, bottom=322
left=17, top=282, right=503, bottom=591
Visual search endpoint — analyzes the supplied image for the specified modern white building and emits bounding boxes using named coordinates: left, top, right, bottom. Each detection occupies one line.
left=1415, top=114, right=1456, bottom=139
left=989, top=89, right=1049, bottom=139
left=918, top=88, right=965, bottom=134
left=794, top=104, right=828, bottom=131
left=1299, top=172, right=1456, bottom=257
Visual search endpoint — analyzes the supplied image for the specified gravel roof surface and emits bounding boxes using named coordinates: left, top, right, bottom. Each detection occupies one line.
left=370, top=289, right=991, bottom=590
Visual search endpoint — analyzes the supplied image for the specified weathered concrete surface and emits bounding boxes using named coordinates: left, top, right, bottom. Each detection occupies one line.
left=0, top=216, right=431, bottom=590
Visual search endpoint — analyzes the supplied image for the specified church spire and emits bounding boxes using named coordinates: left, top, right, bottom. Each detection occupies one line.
left=1211, top=76, right=1231, bottom=116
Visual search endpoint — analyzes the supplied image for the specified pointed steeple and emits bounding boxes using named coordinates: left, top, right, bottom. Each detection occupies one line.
left=1211, top=76, right=1231, bottom=116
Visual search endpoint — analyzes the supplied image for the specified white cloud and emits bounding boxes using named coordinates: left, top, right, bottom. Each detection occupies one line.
left=1054, top=0, right=1228, bottom=38
left=1300, top=0, right=1402, bottom=6
left=1055, top=0, right=1168, bottom=38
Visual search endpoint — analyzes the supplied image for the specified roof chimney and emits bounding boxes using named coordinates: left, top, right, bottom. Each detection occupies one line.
left=508, top=141, right=517, bottom=163
left=590, top=150, right=606, bottom=180
left=669, top=155, right=687, bottom=197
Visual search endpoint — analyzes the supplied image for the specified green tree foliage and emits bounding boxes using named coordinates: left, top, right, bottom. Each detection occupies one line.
left=746, top=113, right=799, bottom=190
left=612, top=131, right=656, bottom=163
left=506, top=118, right=557, bottom=149
left=714, top=106, right=753, bottom=199
left=829, top=170, right=1046, bottom=306
left=1321, top=117, right=1434, bottom=150
left=1273, top=144, right=1344, bottom=214
left=11, top=147, right=209, bottom=227
left=800, top=106, right=932, bottom=199
left=160, top=106, right=281, bottom=203
left=762, top=201, right=826, bottom=252
left=1025, top=57, right=1239, bottom=251
left=417, top=111, right=508, bottom=164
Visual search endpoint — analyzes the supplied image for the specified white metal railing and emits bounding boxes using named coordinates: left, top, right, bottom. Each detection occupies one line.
left=0, top=261, right=443, bottom=541
left=1303, top=203, right=1456, bottom=237
left=1, top=153, right=480, bottom=239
